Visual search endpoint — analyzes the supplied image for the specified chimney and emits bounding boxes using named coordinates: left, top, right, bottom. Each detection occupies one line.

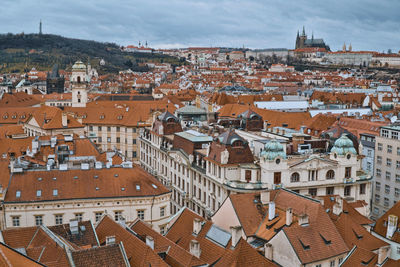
left=378, top=246, right=390, bottom=265
left=298, top=214, right=309, bottom=226
left=286, top=208, right=293, bottom=226
left=268, top=202, right=276, bottom=221
left=230, top=226, right=242, bottom=247
left=193, top=218, right=202, bottom=235
left=260, top=191, right=270, bottom=205
left=333, top=197, right=343, bottom=216
left=69, top=219, right=79, bottom=235
left=189, top=240, right=201, bottom=258
left=62, top=112, right=67, bottom=127
left=386, top=215, right=398, bottom=239
left=146, top=236, right=154, bottom=250
left=264, top=243, right=273, bottom=261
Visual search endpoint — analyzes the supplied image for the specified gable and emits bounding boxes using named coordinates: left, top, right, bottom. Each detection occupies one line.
left=269, top=230, right=301, bottom=267
left=212, top=197, right=242, bottom=235
left=289, top=156, right=337, bottom=170
left=25, top=117, right=40, bottom=128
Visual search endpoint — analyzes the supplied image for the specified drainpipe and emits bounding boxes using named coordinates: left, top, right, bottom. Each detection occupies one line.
left=150, top=196, right=155, bottom=226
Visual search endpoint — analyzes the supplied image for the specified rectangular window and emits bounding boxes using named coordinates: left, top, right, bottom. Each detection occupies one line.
left=98, top=126, right=102, bottom=131
left=12, top=216, right=20, bottom=227
left=95, top=212, right=103, bottom=222
left=132, top=139, right=136, bottom=144
left=326, top=187, right=334, bottom=195
left=384, top=197, right=389, bottom=207
left=137, top=210, right=145, bottom=220
left=392, top=131, right=398, bottom=139
left=387, top=158, right=392, bottom=167
left=378, top=143, right=382, bottom=151
left=385, top=185, right=390, bottom=194
left=35, top=215, right=43, bottom=226
left=397, top=161, right=400, bottom=169
left=116, top=127, right=120, bottom=132
left=375, top=194, right=380, bottom=203
left=386, top=172, right=391, bottom=180
left=398, top=147, right=400, bottom=156
left=55, top=214, right=63, bottom=225
left=75, top=213, right=83, bottom=222
left=116, top=137, right=120, bottom=143
left=344, top=186, right=351, bottom=196
left=396, top=174, right=400, bottom=183
left=395, top=188, right=400, bottom=197
left=308, top=188, right=317, bottom=197
left=345, top=167, right=351, bottom=178
left=89, top=126, right=93, bottom=131
left=36, top=190, right=42, bottom=197
left=160, top=207, right=165, bottom=217
left=382, top=129, right=389, bottom=138
left=107, top=127, right=111, bottom=132
left=245, top=170, right=251, bottom=183
left=360, top=184, right=366, bottom=195
left=330, top=260, right=335, bottom=267
left=133, top=151, right=137, bottom=158
left=388, top=145, right=393, bottom=153
left=377, top=156, right=382, bottom=164
left=114, top=211, right=122, bottom=221
left=160, top=225, right=166, bottom=235
left=376, top=169, right=381, bottom=177
left=376, top=182, right=381, bottom=191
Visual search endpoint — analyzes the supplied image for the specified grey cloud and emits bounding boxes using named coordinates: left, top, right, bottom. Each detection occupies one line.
left=0, top=0, right=399, bottom=52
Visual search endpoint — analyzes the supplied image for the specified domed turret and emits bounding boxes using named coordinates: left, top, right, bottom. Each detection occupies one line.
left=330, top=134, right=357, bottom=156
left=261, top=139, right=286, bottom=160
left=72, top=61, right=86, bottom=70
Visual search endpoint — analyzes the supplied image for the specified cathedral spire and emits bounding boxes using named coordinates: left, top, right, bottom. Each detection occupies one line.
left=39, top=20, right=42, bottom=35
left=342, top=42, right=346, bottom=52
left=302, top=26, right=306, bottom=36
left=312, top=31, right=314, bottom=40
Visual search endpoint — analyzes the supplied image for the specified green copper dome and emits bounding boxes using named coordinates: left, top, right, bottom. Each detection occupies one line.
left=261, top=139, right=286, bottom=160
left=330, top=134, right=357, bottom=156
left=72, top=61, right=86, bottom=70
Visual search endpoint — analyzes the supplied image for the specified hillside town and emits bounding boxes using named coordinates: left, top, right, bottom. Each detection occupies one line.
left=1, top=34, right=400, bottom=266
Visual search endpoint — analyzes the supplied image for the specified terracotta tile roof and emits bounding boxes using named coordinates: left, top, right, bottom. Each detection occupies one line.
left=71, top=243, right=129, bottom=267
left=95, top=215, right=168, bottom=267
left=5, top=165, right=170, bottom=203
left=373, top=201, right=400, bottom=243
left=48, top=221, right=99, bottom=249
left=0, top=125, right=25, bottom=139
left=0, top=92, right=41, bottom=107
left=218, top=104, right=311, bottom=130
left=0, top=107, right=35, bottom=124
left=0, top=242, right=44, bottom=267
left=27, top=106, right=83, bottom=130
left=130, top=220, right=206, bottom=267
left=165, top=208, right=277, bottom=266
left=341, top=246, right=378, bottom=267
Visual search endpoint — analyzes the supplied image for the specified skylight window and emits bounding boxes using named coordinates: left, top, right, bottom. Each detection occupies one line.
left=114, top=174, right=119, bottom=177
left=121, top=187, right=125, bottom=191
left=53, top=177, right=57, bottom=180
left=136, top=185, right=141, bottom=191
left=73, top=176, right=78, bottom=179
left=38, top=177, right=43, bottom=181
left=151, top=184, right=158, bottom=189
left=94, top=175, right=98, bottom=179
left=36, top=190, right=42, bottom=197
left=16, top=190, right=21, bottom=198
left=53, top=189, right=58, bottom=196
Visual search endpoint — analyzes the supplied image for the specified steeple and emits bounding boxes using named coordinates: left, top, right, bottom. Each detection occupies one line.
left=348, top=43, right=352, bottom=52
left=342, top=43, right=346, bottom=52
left=302, top=26, right=306, bottom=36
left=312, top=31, right=314, bottom=40
left=39, top=20, right=42, bottom=35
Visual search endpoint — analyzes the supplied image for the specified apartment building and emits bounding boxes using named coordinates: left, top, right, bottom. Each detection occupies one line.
left=0, top=134, right=171, bottom=233
left=373, top=123, right=400, bottom=218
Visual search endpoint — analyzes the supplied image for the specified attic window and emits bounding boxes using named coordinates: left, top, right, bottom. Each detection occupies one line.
left=152, top=184, right=158, bottom=189
left=298, top=238, right=310, bottom=250
left=16, top=190, right=21, bottom=198
left=114, top=174, right=119, bottom=177
left=96, top=187, right=100, bottom=191
left=117, top=115, right=123, bottom=120
left=320, top=233, right=332, bottom=245
left=53, top=189, right=58, bottom=196
left=38, top=177, right=43, bottom=181
left=94, top=175, right=98, bottom=179
left=53, top=177, right=57, bottom=180
left=100, top=114, right=105, bottom=120
left=136, top=185, right=141, bottom=191
left=36, top=190, right=42, bottom=197
left=121, top=187, right=125, bottom=191
left=73, top=176, right=78, bottom=179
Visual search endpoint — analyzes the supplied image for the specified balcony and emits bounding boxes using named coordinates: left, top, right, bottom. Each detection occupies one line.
left=224, top=180, right=269, bottom=191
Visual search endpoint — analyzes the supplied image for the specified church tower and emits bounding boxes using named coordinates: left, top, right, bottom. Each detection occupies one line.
left=71, top=61, right=88, bottom=107
left=39, top=20, right=42, bottom=35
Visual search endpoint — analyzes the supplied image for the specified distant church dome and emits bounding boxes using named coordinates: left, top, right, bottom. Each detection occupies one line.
left=261, top=139, right=286, bottom=160
left=72, top=61, right=86, bottom=70
left=330, top=134, right=357, bottom=156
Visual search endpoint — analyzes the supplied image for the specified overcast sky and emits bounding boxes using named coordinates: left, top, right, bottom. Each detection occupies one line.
left=1, top=0, right=399, bottom=52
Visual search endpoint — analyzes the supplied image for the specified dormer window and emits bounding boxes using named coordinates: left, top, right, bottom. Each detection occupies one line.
left=36, top=190, right=42, bottom=197
left=100, top=114, right=105, bottom=120
left=16, top=190, right=21, bottom=198
left=232, top=140, right=243, bottom=147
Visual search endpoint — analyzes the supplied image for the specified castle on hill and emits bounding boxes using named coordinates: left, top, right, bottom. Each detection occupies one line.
left=295, top=26, right=330, bottom=51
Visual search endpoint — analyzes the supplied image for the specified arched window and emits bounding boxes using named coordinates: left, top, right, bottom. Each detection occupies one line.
left=326, top=170, right=335, bottom=179
left=291, top=172, right=300, bottom=182
left=77, top=76, right=81, bottom=83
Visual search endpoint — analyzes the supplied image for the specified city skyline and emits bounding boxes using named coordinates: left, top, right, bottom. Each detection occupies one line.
left=1, top=0, right=399, bottom=52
